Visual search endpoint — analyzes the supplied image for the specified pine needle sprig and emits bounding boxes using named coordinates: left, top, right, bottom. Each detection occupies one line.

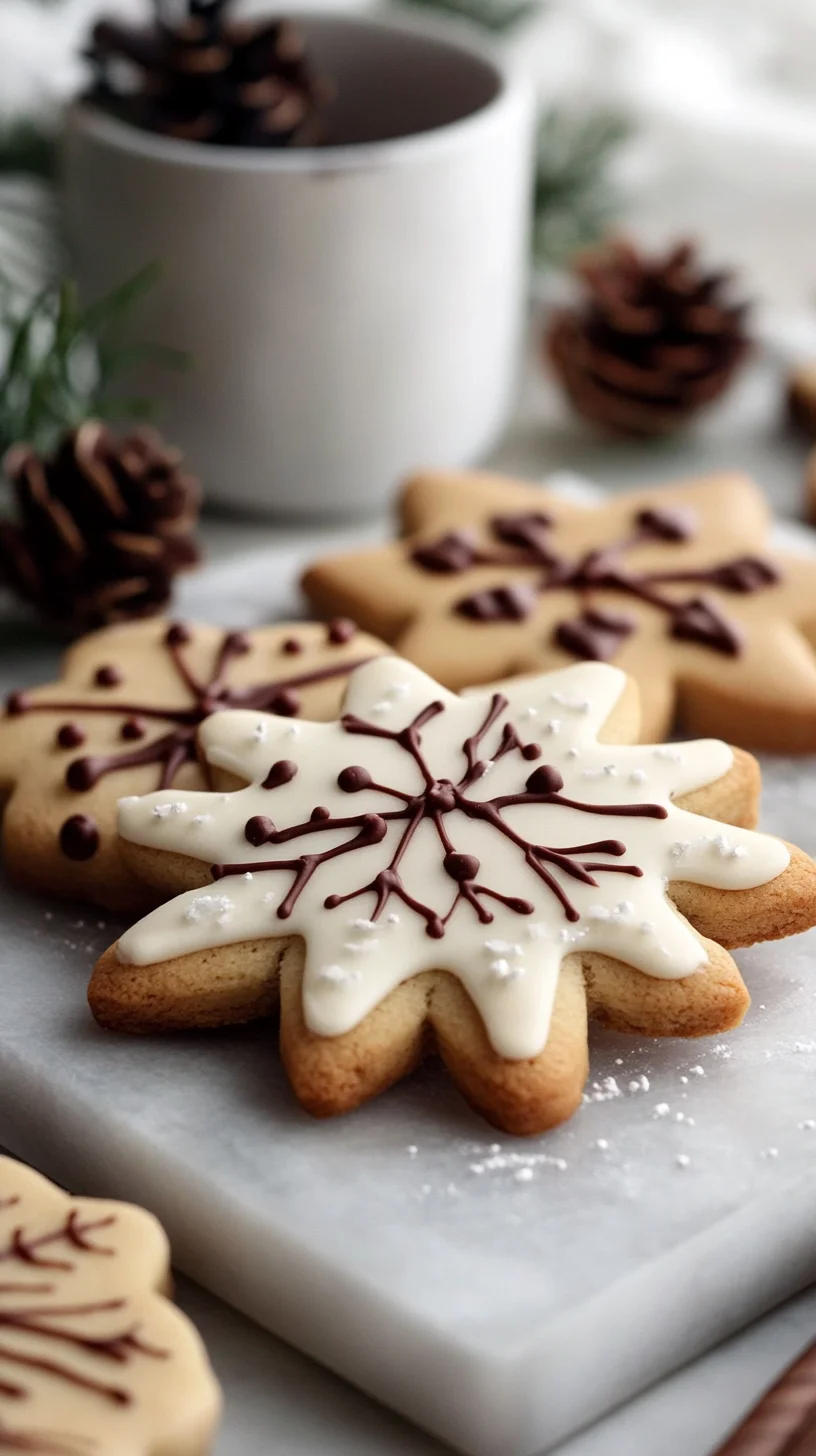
left=533, top=106, right=633, bottom=266
left=0, top=262, right=188, bottom=457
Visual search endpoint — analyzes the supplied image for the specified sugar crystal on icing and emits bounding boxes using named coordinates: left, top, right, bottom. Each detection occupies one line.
left=153, top=801, right=187, bottom=818
left=676, top=1154, right=691, bottom=1168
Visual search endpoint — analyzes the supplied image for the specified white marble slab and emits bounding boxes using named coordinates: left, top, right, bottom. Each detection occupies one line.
left=1, top=414, right=816, bottom=1455
left=0, top=622, right=816, bottom=1454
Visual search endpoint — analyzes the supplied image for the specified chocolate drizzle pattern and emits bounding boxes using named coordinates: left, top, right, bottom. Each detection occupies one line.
left=0, top=1206, right=166, bottom=1416
left=4, top=620, right=371, bottom=860
left=411, top=506, right=780, bottom=658
left=115, top=657, right=792, bottom=1062
left=213, top=692, right=666, bottom=930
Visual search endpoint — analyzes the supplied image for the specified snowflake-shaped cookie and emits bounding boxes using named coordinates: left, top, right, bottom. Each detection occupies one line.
left=0, top=1156, right=220, bottom=1454
left=303, top=470, right=816, bottom=751
left=90, top=658, right=815, bottom=1134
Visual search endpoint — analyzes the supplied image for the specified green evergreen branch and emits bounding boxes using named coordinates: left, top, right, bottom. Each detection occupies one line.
left=533, top=106, right=632, bottom=266
left=0, top=263, right=189, bottom=458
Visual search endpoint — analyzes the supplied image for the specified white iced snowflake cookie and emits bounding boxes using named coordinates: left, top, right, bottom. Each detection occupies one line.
left=0, top=1155, right=220, bottom=1454
left=90, top=658, right=816, bottom=1135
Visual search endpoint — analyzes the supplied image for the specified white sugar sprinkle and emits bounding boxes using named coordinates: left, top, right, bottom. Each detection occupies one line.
left=653, top=746, right=682, bottom=762
left=387, top=682, right=410, bottom=698
left=371, top=701, right=393, bottom=715
left=527, top=923, right=546, bottom=940
left=153, top=801, right=187, bottom=819
left=713, top=1044, right=732, bottom=1058
left=318, top=965, right=361, bottom=986
left=798, top=1120, right=815, bottom=1130
left=515, top=1167, right=534, bottom=1183
left=185, top=893, right=233, bottom=925
left=352, top=918, right=378, bottom=932
left=689, top=1065, right=705, bottom=1076
left=670, top=841, right=690, bottom=859
left=595, top=1138, right=609, bottom=1150
left=250, top=722, right=268, bottom=743
left=566, top=747, right=580, bottom=759
left=387, top=913, right=400, bottom=925
left=520, top=706, right=538, bottom=720
left=629, top=769, right=648, bottom=784
left=343, top=940, right=378, bottom=954
left=283, top=723, right=300, bottom=737
left=191, top=814, right=212, bottom=826
left=544, top=718, right=562, bottom=734
left=406, top=1144, right=418, bottom=1155
left=676, top=1154, right=691, bottom=1169
left=243, top=872, right=253, bottom=882
left=653, top=1103, right=670, bottom=1118
left=761, top=1147, right=779, bottom=1159
left=639, top=920, right=655, bottom=935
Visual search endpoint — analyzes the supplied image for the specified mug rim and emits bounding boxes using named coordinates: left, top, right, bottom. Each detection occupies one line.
left=68, top=10, right=530, bottom=174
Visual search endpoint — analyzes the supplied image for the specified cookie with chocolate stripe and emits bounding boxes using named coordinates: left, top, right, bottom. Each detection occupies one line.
left=303, top=470, right=816, bottom=750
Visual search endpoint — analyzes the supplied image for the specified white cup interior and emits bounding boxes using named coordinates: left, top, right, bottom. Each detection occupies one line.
left=299, top=15, right=503, bottom=146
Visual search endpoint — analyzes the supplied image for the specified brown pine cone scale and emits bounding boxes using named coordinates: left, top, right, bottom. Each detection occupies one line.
left=0, top=421, right=201, bottom=636
left=547, top=239, right=751, bottom=438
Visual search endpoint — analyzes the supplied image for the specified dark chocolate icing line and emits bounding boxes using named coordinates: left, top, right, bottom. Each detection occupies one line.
left=0, top=1210, right=166, bottom=1412
left=0, top=1417, right=92, bottom=1452
left=412, top=507, right=779, bottom=659
left=216, top=695, right=661, bottom=931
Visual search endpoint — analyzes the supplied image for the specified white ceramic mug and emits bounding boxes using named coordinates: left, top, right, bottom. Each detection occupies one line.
left=63, top=12, right=534, bottom=518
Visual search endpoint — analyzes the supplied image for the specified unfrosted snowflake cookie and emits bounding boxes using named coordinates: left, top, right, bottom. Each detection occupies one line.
left=89, top=657, right=816, bottom=1135
left=0, top=615, right=384, bottom=912
left=0, top=1154, right=220, bottom=1454
left=303, top=470, right=816, bottom=751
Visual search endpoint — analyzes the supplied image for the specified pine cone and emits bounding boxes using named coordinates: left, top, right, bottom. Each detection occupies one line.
left=87, top=1, right=331, bottom=148
left=546, top=239, right=751, bottom=437
left=0, top=421, right=201, bottom=636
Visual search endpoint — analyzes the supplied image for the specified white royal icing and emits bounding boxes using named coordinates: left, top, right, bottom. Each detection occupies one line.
left=116, top=659, right=789, bottom=1061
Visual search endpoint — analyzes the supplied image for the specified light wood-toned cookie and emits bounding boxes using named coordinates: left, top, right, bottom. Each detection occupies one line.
left=0, top=615, right=386, bottom=912
left=303, top=470, right=816, bottom=751
left=0, top=1155, right=220, bottom=1454
left=88, top=658, right=816, bottom=1136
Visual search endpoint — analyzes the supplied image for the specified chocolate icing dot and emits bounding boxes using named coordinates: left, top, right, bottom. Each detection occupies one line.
left=282, top=638, right=302, bottom=655
left=526, top=765, right=564, bottom=795
left=327, top=617, right=356, bottom=645
left=444, top=852, right=480, bottom=881
left=94, top=665, right=122, bottom=688
left=268, top=688, right=300, bottom=717
left=245, top=815, right=275, bottom=846
left=338, top=765, right=372, bottom=792
left=6, top=690, right=30, bottom=716
left=310, top=805, right=331, bottom=820
left=66, top=758, right=96, bottom=792
left=165, top=622, right=191, bottom=647
left=56, top=722, right=85, bottom=749
left=262, top=760, right=298, bottom=790
left=521, top=743, right=542, bottom=760
left=121, top=716, right=146, bottom=741
left=59, top=814, right=99, bottom=860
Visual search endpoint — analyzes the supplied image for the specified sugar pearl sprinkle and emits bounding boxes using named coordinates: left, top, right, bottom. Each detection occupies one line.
left=250, top=721, right=268, bottom=743
left=317, top=965, right=361, bottom=986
